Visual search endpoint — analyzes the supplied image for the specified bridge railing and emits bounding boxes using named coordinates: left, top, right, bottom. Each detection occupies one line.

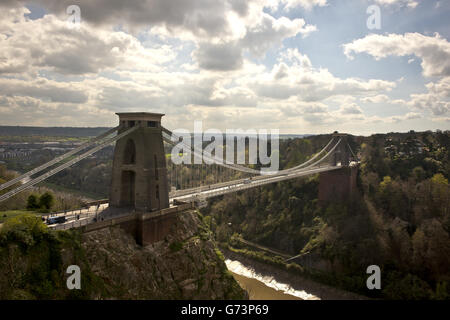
left=49, top=213, right=95, bottom=230
left=42, top=200, right=109, bottom=218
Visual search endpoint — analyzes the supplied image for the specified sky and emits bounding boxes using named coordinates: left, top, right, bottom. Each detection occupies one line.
left=0, top=0, right=449, bottom=135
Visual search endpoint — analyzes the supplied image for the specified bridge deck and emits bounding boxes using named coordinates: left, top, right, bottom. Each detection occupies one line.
left=46, top=164, right=344, bottom=230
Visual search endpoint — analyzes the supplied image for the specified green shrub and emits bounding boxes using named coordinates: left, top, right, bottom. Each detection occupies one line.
left=26, top=194, right=40, bottom=210
left=39, top=192, right=54, bottom=211
left=215, top=248, right=225, bottom=261
left=169, top=241, right=183, bottom=252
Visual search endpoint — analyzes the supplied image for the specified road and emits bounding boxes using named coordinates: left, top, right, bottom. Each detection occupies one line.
left=46, top=203, right=109, bottom=230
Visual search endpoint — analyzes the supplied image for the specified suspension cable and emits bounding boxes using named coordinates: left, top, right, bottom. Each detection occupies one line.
left=163, top=127, right=339, bottom=176
left=165, top=127, right=335, bottom=171
left=0, top=126, right=137, bottom=203
left=0, top=126, right=119, bottom=191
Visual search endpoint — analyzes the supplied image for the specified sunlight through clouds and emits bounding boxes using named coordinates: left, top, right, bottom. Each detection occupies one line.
left=0, top=0, right=448, bottom=134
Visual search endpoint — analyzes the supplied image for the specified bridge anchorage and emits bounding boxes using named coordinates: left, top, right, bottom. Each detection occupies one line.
left=0, top=112, right=359, bottom=246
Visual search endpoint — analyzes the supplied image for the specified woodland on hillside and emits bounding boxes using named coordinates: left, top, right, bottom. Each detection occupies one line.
left=202, top=130, right=450, bottom=299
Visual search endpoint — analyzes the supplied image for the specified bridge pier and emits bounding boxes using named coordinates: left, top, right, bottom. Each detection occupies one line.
left=318, top=166, right=358, bottom=204
left=136, top=210, right=179, bottom=246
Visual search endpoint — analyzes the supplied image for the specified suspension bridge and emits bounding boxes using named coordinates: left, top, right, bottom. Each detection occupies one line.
left=0, top=112, right=358, bottom=245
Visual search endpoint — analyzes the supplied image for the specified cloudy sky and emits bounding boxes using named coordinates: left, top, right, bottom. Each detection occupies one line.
left=0, top=0, right=449, bottom=135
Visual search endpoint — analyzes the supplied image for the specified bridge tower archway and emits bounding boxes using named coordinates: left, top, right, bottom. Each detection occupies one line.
left=331, top=133, right=350, bottom=166
left=110, top=112, right=169, bottom=211
left=123, top=138, right=136, bottom=164
left=120, top=170, right=135, bottom=206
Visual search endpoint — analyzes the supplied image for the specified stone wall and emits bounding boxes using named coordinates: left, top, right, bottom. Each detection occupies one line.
left=81, top=202, right=195, bottom=246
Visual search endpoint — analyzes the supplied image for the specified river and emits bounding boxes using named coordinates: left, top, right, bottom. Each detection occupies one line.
left=225, top=256, right=367, bottom=300
left=225, top=259, right=319, bottom=300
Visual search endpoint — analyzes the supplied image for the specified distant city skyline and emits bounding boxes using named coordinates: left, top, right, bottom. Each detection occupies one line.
left=0, top=0, right=449, bottom=135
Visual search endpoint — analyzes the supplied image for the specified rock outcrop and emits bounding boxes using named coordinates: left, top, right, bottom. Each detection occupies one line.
left=78, top=209, right=246, bottom=299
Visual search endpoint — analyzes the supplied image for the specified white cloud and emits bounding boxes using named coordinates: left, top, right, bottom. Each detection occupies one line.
left=374, top=0, right=419, bottom=9
left=339, top=103, right=363, bottom=115
left=246, top=59, right=396, bottom=102
left=242, top=14, right=316, bottom=56
left=343, top=32, right=450, bottom=77
left=0, top=77, right=88, bottom=104
left=432, top=117, right=450, bottom=122
left=0, top=7, right=175, bottom=76
left=193, top=13, right=316, bottom=71
left=361, top=94, right=390, bottom=104
left=391, top=112, right=422, bottom=123
left=394, top=77, right=450, bottom=116
left=408, top=93, right=449, bottom=116
left=280, top=48, right=313, bottom=68
left=194, top=42, right=244, bottom=71
left=279, top=0, right=328, bottom=11
left=2, top=0, right=245, bottom=39
left=405, top=112, right=422, bottom=119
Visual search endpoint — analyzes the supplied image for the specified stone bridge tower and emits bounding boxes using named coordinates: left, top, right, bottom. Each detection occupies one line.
left=110, top=112, right=169, bottom=211
left=331, top=132, right=350, bottom=166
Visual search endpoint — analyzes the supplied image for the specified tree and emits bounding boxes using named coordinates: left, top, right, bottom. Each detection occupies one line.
left=26, top=194, right=39, bottom=210
left=379, top=176, right=392, bottom=191
left=0, top=164, right=7, bottom=179
left=38, top=192, right=54, bottom=211
left=430, top=174, right=449, bottom=217
left=434, top=281, right=450, bottom=300
left=0, top=214, right=48, bottom=246
left=412, top=166, right=426, bottom=182
left=431, top=173, right=448, bottom=186
left=378, top=176, right=393, bottom=211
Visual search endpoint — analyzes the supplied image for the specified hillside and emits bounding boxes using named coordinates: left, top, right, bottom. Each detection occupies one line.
left=201, top=130, right=450, bottom=299
left=0, top=126, right=112, bottom=138
left=0, top=210, right=246, bottom=299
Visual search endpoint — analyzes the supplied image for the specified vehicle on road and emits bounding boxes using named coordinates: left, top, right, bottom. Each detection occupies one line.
left=46, top=216, right=66, bottom=225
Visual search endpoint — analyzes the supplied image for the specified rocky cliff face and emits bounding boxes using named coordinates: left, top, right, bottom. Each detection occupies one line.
left=77, top=209, right=246, bottom=299
left=0, top=210, right=247, bottom=300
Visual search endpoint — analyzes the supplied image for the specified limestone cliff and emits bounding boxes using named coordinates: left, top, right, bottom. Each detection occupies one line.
left=78, top=210, right=246, bottom=299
